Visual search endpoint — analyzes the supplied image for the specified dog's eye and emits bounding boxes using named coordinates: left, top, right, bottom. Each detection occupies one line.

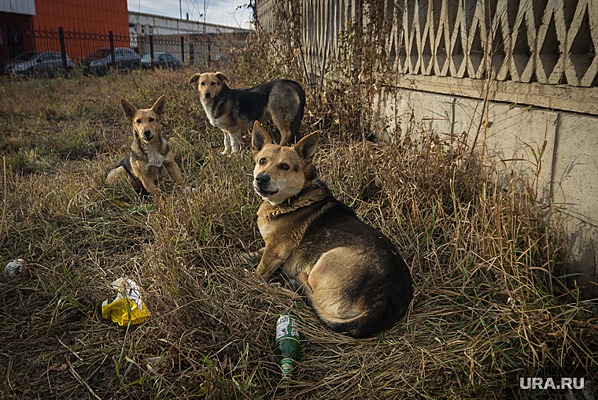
left=211, top=82, right=217, bottom=86
left=149, top=117, right=155, bottom=122
left=135, top=119, right=142, bottom=124
left=200, top=81, right=205, bottom=86
left=279, top=163, right=290, bottom=171
left=259, top=158, right=267, bottom=165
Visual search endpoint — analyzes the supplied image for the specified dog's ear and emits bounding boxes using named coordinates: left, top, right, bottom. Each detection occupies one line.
left=251, top=121, right=273, bottom=154
left=120, top=99, right=136, bottom=120
left=152, top=95, right=166, bottom=116
left=188, top=73, right=201, bottom=86
left=294, top=132, right=319, bottom=163
left=215, top=71, right=228, bottom=83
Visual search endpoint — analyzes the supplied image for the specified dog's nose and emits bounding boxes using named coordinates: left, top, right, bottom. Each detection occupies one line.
left=143, top=130, right=152, bottom=140
left=255, top=173, right=270, bottom=186
left=204, top=92, right=211, bottom=99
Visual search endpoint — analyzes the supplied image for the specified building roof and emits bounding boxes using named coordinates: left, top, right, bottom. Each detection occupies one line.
left=129, top=10, right=252, bottom=35
left=0, top=0, right=35, bottom=15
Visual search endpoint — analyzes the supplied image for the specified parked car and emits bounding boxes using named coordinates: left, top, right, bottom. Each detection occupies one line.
left=140, top=52, right=182, bottom=70
left=4, top=51, right=75, bottom=77
left=82, top=47, right=140, bottom=75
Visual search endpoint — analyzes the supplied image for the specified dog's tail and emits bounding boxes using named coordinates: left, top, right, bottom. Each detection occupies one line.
left=291, top=82, right=306, bottom=144
left=324, top=298, right=411, bottom=338
left=322, top=253, right=413, bottom=338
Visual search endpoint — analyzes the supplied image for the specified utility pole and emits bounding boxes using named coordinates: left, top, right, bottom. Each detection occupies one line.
left=178, top=0, right=182, bottom=33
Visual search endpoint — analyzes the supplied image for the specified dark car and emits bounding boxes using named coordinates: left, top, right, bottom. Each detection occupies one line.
left=4, top=51, right=75, bottom=77
left=83, top=47, right=140, bottom=75
left=140, top=52, right=182, bottom=70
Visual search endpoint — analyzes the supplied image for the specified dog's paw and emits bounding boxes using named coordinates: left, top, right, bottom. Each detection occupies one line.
left=252, top=271, right=268, bottom=284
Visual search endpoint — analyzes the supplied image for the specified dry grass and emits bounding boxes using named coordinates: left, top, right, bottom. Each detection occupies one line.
left=1, top=40, right=597, bottom=399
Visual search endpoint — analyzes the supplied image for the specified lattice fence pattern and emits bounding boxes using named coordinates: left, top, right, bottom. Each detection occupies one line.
left=256, top=0, right=598, bottom=88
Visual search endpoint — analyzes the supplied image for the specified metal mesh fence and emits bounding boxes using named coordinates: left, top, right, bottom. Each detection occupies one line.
left=2, top=27, right=248, bottom=76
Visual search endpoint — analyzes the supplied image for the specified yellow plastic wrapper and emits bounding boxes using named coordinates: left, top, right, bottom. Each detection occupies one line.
left=101, top=278, right=151, bottom=326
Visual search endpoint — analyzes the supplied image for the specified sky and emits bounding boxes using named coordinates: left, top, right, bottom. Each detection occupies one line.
left=127, top=0, right=254, bottom=29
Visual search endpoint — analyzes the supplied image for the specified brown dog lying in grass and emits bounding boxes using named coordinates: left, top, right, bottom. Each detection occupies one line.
left=106, top=95, right=184, bottom=207
left=251, top=121, right=413, bottom=337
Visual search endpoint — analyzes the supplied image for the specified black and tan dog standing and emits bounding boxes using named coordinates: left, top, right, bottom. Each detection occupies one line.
left=189, top=72, right=305, bottom=154
left=251, top=121, right=413, bottom=338
left=106, top=95, right=184, bottom=207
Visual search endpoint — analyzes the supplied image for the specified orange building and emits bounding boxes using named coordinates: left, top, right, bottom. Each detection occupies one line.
left=33, top=0, right=128, bottom=35
left=1, top=0, right=130, bottom=65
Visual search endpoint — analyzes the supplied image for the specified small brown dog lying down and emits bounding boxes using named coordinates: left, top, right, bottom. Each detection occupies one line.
left=189, top=72, right=305, bottom=154
left=106, top=95, right=184, bottom=206
left=250, top=121, right=413, bottom=338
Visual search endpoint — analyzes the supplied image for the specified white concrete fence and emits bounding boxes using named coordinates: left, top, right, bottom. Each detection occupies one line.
left=255, top=0, right=598, bottom=296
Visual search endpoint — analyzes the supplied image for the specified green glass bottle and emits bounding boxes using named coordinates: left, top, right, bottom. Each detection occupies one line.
left=275, top=311, right=301, bottom=379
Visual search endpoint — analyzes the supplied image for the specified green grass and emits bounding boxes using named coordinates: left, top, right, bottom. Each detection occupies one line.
left=0, top=55, right=596, bottom=399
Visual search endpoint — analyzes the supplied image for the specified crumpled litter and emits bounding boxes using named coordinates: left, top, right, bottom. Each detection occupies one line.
left=4, top=259, right=26, bottom=277
left=101, top=277, right=151, bottom=326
